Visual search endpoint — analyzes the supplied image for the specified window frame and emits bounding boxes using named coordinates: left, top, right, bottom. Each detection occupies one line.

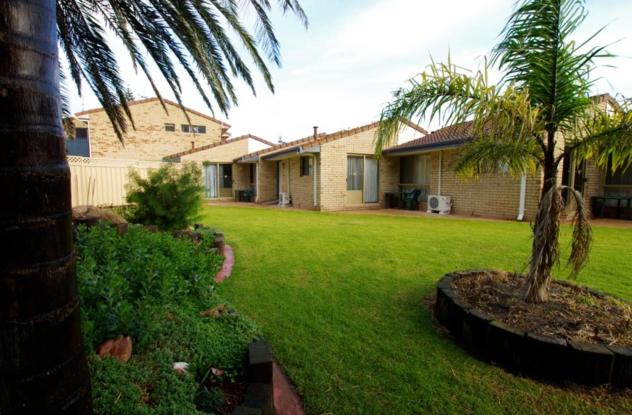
left=164, top=123, right=175, bottom=132
left=181, top=124, right=206, bottom=134
left=300, top=156, right=312, bottom=177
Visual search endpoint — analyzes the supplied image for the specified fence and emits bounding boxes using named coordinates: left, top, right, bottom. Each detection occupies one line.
left=68, top=156, right=175, bottom=207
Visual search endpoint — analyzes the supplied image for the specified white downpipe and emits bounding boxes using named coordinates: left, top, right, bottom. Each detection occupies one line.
left=438, top=151, right=443, bottom=196
left=517, top=174, right=527, bottom=221
left=313, top=155, right=318, bottom=208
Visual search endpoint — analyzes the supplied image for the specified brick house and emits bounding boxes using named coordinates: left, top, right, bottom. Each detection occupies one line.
left=382, top=94, right=630, bottom=220
left=565, top=94, right=632, bottom=219
left=68, top=97, right=231, bottom=161
left=233, top=121, right=427, bottom=211
left=383, top=122, right=542, bottom=220
left=163, top=134, right=274, bottom=199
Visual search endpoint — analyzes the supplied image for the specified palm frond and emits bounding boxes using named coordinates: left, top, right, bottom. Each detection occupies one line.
left=525, top=185, right=564, bottom=302
left=57, top=0, right=307, bottom=141
left=375, top=58, right=493, bottom=156
left=493, top=0, right=610, bottom=131
left=568, top=100, right=632, bottom=171
left=563, top=186, right=592, bottom=279
left=456, top=138, right=541, bottom=178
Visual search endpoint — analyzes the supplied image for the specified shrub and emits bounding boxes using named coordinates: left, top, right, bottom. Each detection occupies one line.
left=126, top=162, right=203, bottom=230
left=76, top=224, right=260, bottom=414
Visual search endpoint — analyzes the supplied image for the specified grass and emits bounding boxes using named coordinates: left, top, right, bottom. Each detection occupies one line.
left=202, top=205, right=632, bottom=414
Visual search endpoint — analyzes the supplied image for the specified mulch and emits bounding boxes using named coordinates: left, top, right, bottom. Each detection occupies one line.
left=451, top=271, right=632, bottom=347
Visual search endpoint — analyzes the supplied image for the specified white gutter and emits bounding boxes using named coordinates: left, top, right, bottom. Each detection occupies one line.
left=313, top=155, right=318, bottom=208
left=517, top=174, right=527, bottom=221
left=438, top=150, right=443, bottom=196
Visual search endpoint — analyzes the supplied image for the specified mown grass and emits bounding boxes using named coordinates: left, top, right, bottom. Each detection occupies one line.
left=203, top=205, right=632, bottom=414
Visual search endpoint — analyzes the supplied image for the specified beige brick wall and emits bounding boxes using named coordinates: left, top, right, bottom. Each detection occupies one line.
left=292, top=156, right=317, bottom=210
left=257, top=161, right=278, bottom=203
left=84, top=100, right=225, bottom=161
left=233, top=163, right=253, bottom=195
left=428, top=149, right=542, bottom=220
left=180, top=139, right=249, bottom=164
left=319, top=127, right=387, bottom=211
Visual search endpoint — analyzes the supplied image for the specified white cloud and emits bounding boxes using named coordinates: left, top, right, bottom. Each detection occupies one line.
left=68, top=0, right=632, bottom=143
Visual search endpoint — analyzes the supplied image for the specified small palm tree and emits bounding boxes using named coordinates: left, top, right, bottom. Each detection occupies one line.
left=0, top=0, right=305, bottom=413
left=375, top=0, right=632, bottom=303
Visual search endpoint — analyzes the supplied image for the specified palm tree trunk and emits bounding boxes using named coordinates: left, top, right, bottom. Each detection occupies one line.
left=0, top=1, right=92, bottom=413
left=524, top=139, right=561, bottom=302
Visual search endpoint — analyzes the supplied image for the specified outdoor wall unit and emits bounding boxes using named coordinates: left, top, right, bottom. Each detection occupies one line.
left=427, top=195, right=452, bottom=215
left=279, top=192, right=291, bottom=206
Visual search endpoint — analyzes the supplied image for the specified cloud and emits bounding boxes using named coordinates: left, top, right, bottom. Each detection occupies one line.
left=68, top=0, right=632, bottom=146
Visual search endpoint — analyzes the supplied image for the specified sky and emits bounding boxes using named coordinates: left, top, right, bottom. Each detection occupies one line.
left=68, top=0, right=632, bottom=142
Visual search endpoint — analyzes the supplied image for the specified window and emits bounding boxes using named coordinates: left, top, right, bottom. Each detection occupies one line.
left=181, top=124, right=206, bottom=134
left=221, top=164, right=232, bottom=189
left=300, top=156, right=312, bottom=177
left=606, top=158, right=632, bottom=186
left=399, top=155, right=430, bottom=185
left=75, top=127, right=89, bottom=139
left=347, top=156, right=364, bottom=191
left=249, top=164, right=256, bottom=185
left=164, top=123, right=175, bottom=132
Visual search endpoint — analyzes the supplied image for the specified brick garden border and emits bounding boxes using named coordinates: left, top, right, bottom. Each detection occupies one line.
left=434, top=271, right=632, bottom=387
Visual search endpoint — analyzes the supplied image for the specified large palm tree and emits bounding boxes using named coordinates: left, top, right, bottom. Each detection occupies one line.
left=375, top=0, right=632, bottom=303
left=0, top=0, right=305, bottom=413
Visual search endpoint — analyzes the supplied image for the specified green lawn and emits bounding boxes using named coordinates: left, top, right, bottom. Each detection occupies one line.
left=202, top=205, right=632, bottom=414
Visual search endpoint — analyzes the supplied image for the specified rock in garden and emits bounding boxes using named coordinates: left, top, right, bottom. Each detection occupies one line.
left=200, top=304, right=227, bottom=318
left=97, top=336, right=133, bottom=363
left=173, top=362, right=189, bottom=375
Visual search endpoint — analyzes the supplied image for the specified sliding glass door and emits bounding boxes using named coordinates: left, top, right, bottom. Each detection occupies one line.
left=364, top=158, right=379, bottom=203
left=204, top=163, right=232, bottom=199
left=346, top=155, right=378, bottom=205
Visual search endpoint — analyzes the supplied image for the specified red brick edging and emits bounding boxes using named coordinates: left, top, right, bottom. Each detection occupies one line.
left=214, top=244, right=234, bottom=283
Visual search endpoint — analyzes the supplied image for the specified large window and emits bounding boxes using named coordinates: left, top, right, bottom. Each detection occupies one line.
left=347, top=156, right=364, bottom=191
left=606, top=159, right=632, bottom=186
left=181, top=124, right=206, bottom=134
left=400, top=155, right=431, bottom=185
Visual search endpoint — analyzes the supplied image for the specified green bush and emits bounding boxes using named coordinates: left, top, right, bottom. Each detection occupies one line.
left=76, top=224, right=260, bottom=414
left=126, top=162, right=203, bottom=230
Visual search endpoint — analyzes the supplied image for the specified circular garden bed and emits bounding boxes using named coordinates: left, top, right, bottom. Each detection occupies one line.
left=434, top=270, right=632, bottom=387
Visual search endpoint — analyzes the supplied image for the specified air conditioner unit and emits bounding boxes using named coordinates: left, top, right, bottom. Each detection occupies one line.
left=427, top=195, right=452, bottom=214
left=279, top=192, right=290, bottom=206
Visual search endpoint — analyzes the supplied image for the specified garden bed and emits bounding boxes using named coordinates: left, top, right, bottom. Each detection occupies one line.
left=75, top=223, right=267, bottom=414
left=434, top=270, right=632, bottom=387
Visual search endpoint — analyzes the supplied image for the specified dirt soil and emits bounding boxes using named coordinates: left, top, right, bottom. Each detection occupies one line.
left=451, top=271, right=632, bottom=347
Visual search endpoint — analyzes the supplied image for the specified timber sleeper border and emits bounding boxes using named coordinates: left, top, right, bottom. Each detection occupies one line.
left=434, top=271, right=632, bottom=387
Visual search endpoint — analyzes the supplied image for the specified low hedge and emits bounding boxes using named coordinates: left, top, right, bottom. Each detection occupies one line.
left=76, top=224, right=261, bottom=414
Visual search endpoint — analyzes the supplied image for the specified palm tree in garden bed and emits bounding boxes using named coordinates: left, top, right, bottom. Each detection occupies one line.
left=0, top=0, right=305, bottom=412
left=375, top=0, right=632, bottom=303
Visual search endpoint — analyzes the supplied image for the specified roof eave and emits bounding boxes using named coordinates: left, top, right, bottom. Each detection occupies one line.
left=384, top=139, right=471, bottom=156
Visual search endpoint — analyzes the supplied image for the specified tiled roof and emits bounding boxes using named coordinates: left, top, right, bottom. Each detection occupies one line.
left=163, top=134, right=273, bottom=161
left=384, top=121, right=474, bottom=154
left=235, top=121, right=381, bottom=162
left=75, top=97, right=230, bottom=127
